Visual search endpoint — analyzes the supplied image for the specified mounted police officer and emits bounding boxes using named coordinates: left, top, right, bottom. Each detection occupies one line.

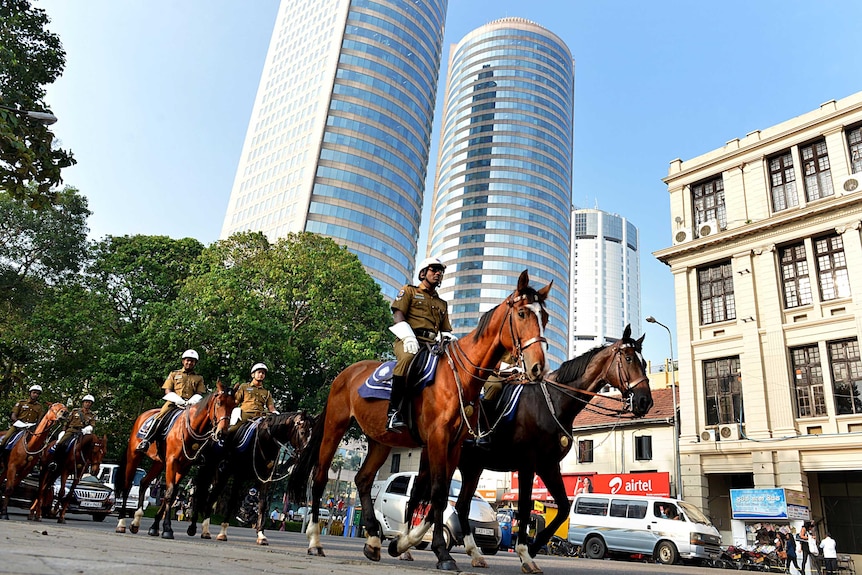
left=229, top=362, right=278, bottom=432
left=55, top=394, right=96, bottom=450
left=387, top=257, right=454, bottom=431
left=0, top=384, right=45, bottom=449
left=136, top=349, right=206, bottom=451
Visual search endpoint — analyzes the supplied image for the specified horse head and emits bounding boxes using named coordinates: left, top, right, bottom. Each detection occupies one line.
left=86, top=434, right=108, bottom=477
left=603, top=325, right=653, bottom=417
left=501, top=270, right=552, bottom=381
left=209, top=380, right=236, bottom=442
left=35, top=402, right=68, bottom=435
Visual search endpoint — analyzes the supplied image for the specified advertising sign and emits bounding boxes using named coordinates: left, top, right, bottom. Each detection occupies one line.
left=507, top=471, right=670, bottom=502
left=730, top=488, right=788, bottom=519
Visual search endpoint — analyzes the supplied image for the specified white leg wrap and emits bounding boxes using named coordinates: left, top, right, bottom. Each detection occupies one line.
left=217, top=522, right=229, bottom=541
left=516, top=543, right=531, bottom=564
left=133, top=508, right=144, bottom=527
left=307, top=521, right=321, bottom=548
left=464, top=533, right=481, bottom=560
left=366, top=535, right=382, bottom=549
left=117, top=518, right=126, bottom=529
left=201, top=517, right=211, bottom=537
left=405, top=522, right=432, bottom=550
left=257, top=530, right=267, bottom=542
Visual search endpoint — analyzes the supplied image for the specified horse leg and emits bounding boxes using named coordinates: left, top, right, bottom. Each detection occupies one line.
left=427, top=466, right=458, bottom=571
left=355, top=440, right=392, bottom=561
left=186, top=461, right=216, bottom=538
left=306, top=411, right=351, bottom=558
left=216, top=477, right=243, bottom=542
left=455, top=462, right=488, bottom=569
left=390, top=454, right=432, bottom=559
left=527, top=467, right=570, bottom=564
left=515, top=475, right=539, bottom=573
left=255, top=482, right=269, bottom=546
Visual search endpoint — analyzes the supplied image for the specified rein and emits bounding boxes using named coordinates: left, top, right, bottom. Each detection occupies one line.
left=180, top=394, right=228, bottom=461
left=250, top=414, right=306, bottom=484
left=22, top=414, right=65, bottom=456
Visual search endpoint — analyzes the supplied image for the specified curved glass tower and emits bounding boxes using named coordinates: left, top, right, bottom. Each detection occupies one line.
left=428, top=18, right=574, bottom=368
left=221, top=0, right=447, bottom=299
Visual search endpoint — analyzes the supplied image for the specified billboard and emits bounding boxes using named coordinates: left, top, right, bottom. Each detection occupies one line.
left=730, top=488, right=811, bottom=521
left=506, top=471, right=670, bottom=502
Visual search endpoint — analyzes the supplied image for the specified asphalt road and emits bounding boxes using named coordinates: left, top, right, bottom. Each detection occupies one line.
left=0, top=509, right=722, bottom=575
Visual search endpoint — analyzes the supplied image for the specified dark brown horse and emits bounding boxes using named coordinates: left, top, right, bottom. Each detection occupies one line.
left=31, top=432, right=108, bottom=522
left=185, top=410, right=314, bottom=545
left=446, top=324, right=652, bottom=573
left=289, top=270, right=551, bottom=571
left=114, top=381, right=235, bottom=539
left=0, top=402, right=67, bottom=520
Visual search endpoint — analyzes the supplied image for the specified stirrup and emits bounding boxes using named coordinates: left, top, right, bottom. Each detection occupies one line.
left=136, top=440, right=150, bottom=452
left=386, top=411, right=406, bottom=431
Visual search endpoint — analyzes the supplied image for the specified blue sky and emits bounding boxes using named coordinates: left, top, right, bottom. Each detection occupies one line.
left=37, top=0, right=862, bottom=363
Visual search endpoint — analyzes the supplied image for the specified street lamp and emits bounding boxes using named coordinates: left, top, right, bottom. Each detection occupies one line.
left=0, top=104, right=58, bottom=125
left=646, top=316, right=683, bottom=498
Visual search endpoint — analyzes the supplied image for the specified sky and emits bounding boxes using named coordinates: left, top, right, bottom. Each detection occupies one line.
left=35, top=0, right=862, bottom=365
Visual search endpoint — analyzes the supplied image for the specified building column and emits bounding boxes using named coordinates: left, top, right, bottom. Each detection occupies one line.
left=680, top=451, right=709, bottom=512
left=752, top=450, right=777, bottom=488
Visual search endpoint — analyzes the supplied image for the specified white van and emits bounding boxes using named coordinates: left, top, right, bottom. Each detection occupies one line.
left=96, top=463, right=149, bottom=512
left=567, top=494, right=721, bottom=564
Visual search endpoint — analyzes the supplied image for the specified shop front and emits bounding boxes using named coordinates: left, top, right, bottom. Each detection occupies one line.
left=729, top=488, right=811, bottom=548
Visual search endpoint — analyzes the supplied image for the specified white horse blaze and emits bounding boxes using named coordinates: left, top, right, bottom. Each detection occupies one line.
left=527, top=302, right=546, bottom=346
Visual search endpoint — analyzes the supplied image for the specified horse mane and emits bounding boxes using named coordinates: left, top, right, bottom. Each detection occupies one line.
left=553, top=333, right=644, bottom=385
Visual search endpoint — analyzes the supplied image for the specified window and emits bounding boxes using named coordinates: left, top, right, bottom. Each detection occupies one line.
left=790, top=345, right=827, bottom=417
left=634, top=436, right=652, bottom=460
left=815, top=234, right=851, bottom=301
left=574, top=496, right=608, bottom=516
left=610, top=499, right=648, bottom=519
left=769, top=151, right=799, bottom=212
left=704, top=356, right=743, bottom=425
left=848, top=125, right=862, bottom=174
left=389, top=453, right=401, bottom=474
left=780, top=243, right=812, bottom=308
left=698, top=261, right=735, bottom=324
left=828, top=339, right=862, bottom=415
left=801, top=139, right=834, bottom=200
left=578, top=439, right=594, bottom=463
left=692, top=176, right=726, bottom=229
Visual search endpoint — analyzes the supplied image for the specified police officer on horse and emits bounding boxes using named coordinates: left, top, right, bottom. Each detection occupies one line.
left=0, top=385, right=45, bottom=449
left=229, top=362, right=279, bottom=432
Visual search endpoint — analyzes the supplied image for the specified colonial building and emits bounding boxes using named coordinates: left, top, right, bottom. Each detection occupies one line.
left=655, top=91, right=862, bottom=552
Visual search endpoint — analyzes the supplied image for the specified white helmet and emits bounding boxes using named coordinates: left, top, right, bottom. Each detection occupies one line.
left=82, top=394, right=95, bottom=403
left=418, top=257, right=446, bottom=279
left=182, top=349, right=199, bottom=361
left=29, top=384, right=43, bottom=392
left=251, top=362, right=268, bottom=375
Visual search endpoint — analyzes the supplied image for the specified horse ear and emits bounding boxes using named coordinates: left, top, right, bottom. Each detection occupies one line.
left=537, top=279, right=553, bottom=301
left=636, top=333, right=645, bottom=348
left=623, top=324, right=632, bottom=340
left=517, top=269, right=530, bottom=292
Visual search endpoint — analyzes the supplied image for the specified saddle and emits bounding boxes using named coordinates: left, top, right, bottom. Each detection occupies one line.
left=359, top=343, right=441, bottom=400
left=2, top=429, right=27, bottom=451
left=137, top=408, right=184, bottom=442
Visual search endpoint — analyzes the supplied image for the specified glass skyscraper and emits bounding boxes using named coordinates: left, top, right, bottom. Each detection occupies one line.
left=428, top=18, right=574, bottom=368
left=570, top=208, right=642, bottom=358
left=221, top=0, right=447, bottom=299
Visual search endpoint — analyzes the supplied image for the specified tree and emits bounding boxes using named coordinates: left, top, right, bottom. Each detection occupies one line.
left=0, top=0, right=75, bottom=207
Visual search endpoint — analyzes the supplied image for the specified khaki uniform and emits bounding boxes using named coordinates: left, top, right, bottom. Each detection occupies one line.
left=57, top=406, right=97, bottom=449
left=1, top=398, right=45, bottom=446
left=483, top=351, right=517, bottom=401
left=391, top=284, right=452, bottom=377
left=234, top=382, right=274, bottom=422
left=156, top=369, right=206, bottom=417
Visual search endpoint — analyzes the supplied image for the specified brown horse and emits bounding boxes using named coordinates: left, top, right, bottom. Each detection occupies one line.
left=31, top=432, right=108, bottom=522
left=289, top=270, right=551, bottom=571
left=445, top=324, right=653, bottom=573
left=0, top=402, right=67, bottom=520
left=114, top=381, right=235, bottom=539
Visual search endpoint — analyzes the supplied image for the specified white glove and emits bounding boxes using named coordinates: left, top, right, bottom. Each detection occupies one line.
left=187, top=394, right=203, bottom=405
left=81, top=425, right=93, bottom=435
left=439, top=332, right=457, bottom=342
left=13, top=420, right=33, bottom=428
left=389, top=321, right=419, bottom=354
left=162, top=392, right=186, bottom=406
left=230, top=407, right=241, bottom=426
left=271, top=409, right=280, bottom=415
left=57, top=430, right=66, bottom=441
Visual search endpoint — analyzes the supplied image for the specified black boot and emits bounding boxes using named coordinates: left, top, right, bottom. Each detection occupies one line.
left=387, top=376, right=407, bottom=431
left=136, top=419, right=159, bottom=452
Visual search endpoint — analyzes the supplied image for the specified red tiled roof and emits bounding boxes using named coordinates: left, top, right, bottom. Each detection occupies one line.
left=571, top=387, right=678, bottom=429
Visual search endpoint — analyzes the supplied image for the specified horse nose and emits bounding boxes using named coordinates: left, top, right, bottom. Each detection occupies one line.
left=638, top=395, right=653, bottom=415
left=529, top=361, right=544, bottom=381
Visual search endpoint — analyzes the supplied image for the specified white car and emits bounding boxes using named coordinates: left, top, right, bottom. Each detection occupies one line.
left=294, top=506, right=330, bottom=524
left=96, top=463, right=149, bottom=512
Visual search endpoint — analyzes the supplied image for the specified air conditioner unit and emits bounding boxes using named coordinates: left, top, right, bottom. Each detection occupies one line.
left=674, top=227, right=693, bottom=244
left=700, top=428, right=717, bottom=442
left=719, top=424, right=740, bottom=441
left=840, top=174, right=860, bottom=195
left=698, top=219, right=720, bottom=237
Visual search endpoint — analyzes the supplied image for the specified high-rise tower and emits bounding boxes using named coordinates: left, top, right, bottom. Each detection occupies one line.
left=221, top=0, right=447, bottom=299
left=428, top=18, right=574, bottom=368
left=570, top=208, right=642, bottom=358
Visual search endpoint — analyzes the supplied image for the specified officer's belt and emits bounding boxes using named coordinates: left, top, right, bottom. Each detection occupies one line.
left=414, top=329, right=437, bottom=341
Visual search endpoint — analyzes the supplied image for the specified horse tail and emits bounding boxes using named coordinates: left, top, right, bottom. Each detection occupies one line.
left=116, top=444, right=129, bottom=500
left=287, top=407, right=326, bottom=503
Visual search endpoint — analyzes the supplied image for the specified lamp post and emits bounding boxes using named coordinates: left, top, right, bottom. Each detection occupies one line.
left=646, top=316, right=683, bottom=498
left=0, top=104, right=58, bottom=125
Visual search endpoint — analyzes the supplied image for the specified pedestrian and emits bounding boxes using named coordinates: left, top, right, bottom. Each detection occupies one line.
left=780, top=531, right=801, bottom=573
left=387, top=256, right=453, bottom=430
left=820, top=532, right=837, bottom=575
left=799, top=522, right=814, bottom=573
left=806, top=525, right=821, bottom=574
left=0, top=385, right=45, bottom=449
left=137, top=349, right=206, bottom=451
left=229, top=363, right=278, bottom=432
left=270, top=507, right=280, bottom=529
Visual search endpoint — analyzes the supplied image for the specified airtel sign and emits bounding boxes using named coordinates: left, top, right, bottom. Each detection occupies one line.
left=581, top=472, right=670, bottom=497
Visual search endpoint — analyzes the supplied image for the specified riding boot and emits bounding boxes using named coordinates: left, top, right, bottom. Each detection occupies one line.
left=136, top=417, right=159, bottom=452
left=387, top=376, right=407, bottom=431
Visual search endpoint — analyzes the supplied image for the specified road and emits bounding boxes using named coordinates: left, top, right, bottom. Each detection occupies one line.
left=0, top=509, right=721, bottom=575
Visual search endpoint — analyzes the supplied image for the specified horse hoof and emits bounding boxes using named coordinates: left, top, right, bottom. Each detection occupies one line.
left=306, top=547, right=325, bottom=557
left=400, top=551, right=414, bottom=561
left=363, top=544, right=381, bottom=562
left=201, top=533, right=211, bottom=539
left=436, top=559, right=459, bottom=571
left=130, top=525, right=139, bottom=534
left=115, top=526, right=126, bottom=534
left=471, top=556, right=488, bottom=568
left=521, top=561, right=543, bottom=574
left=57, top=518, right=65, bottom=524
left=256, top=539, right=268, bottom=546
left=161, top=531, right=174, bottom=540
left=388, top=538, right=401, bottom=557
left=186, top=525, right=196, bottom=537
left=147, top=528, right=159, bottom=537
left=216, top=534, right=227, bottom=541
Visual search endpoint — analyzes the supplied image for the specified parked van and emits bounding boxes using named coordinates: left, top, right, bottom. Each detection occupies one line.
left=567, top=494, right=721, bottom=565
left=96, top=463, right=149, bottom=513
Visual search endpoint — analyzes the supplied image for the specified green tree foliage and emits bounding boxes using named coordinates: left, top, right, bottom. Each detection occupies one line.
left=0, top=0, right=75, bottom=207
left=147, top=232, right=392, bottom=412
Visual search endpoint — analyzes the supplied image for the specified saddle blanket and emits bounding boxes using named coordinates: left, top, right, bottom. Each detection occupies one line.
left=137, top=408, right=184, bottom=439
left=358, top=355, right=439, bottom=400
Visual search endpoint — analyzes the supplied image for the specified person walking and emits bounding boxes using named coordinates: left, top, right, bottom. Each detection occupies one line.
left=780, top=531, right=801, bottom=574
left=819, top=532, right=837, bottom=575
left=806, top=525, right=821, bottom=574
left=387, top=256, right=453, bottom=431
left=799, top=522, right=814, bottom=573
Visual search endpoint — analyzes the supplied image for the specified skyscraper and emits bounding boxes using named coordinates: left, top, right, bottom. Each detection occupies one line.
left=570, top=208, right=642, bottom=358
left=221, top=0, right=447, bottom=299
left=428, top=18, right=574, bottom=368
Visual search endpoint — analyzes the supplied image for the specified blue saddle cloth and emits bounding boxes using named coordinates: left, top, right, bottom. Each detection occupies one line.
left=234, top=418, right=263, bottom=453
left=358, top=353, right=439, bottom=400
left=3, top=429, right=27, bottom=451
left=136, top=408, right=184, bottom=439
left=496, top=383, right=525, bottom=424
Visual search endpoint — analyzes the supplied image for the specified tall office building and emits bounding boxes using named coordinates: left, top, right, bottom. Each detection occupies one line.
left=220, top=0, right=447, bottom=299
left=428, top=18, right=574, bottom=368
left=569, top=208, right=642, bottom=358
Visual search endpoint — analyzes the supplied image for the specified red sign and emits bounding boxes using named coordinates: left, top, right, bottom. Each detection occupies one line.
left=508, top=471, right=670, bottom=502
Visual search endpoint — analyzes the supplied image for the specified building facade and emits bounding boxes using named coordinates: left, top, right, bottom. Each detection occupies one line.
left=570, top=208, right=642, bottom=358
left=655, top=91, right=862, bottom=552
left=220, top=0, right=447, bottom=299
left=427, top=18, right=574, bottom=368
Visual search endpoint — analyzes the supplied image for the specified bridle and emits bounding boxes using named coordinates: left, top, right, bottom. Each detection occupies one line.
left=250, top=412, right=312, bottom=483
left=505, top=293, right=547, bottom=370
left=22, top=404, right=67, bottom=456
left=180, top=390, right=232, bottom=460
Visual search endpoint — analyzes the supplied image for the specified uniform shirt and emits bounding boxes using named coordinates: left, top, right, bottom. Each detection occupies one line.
left=64, top=407, right=96, bottom=433
left=161, top=369, right=206, bottom=400
left=11, top=398, right=44, bottom=424
left=391, top=284, right=452, bottom=340
left=234, top=382, right=274, bottom=420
